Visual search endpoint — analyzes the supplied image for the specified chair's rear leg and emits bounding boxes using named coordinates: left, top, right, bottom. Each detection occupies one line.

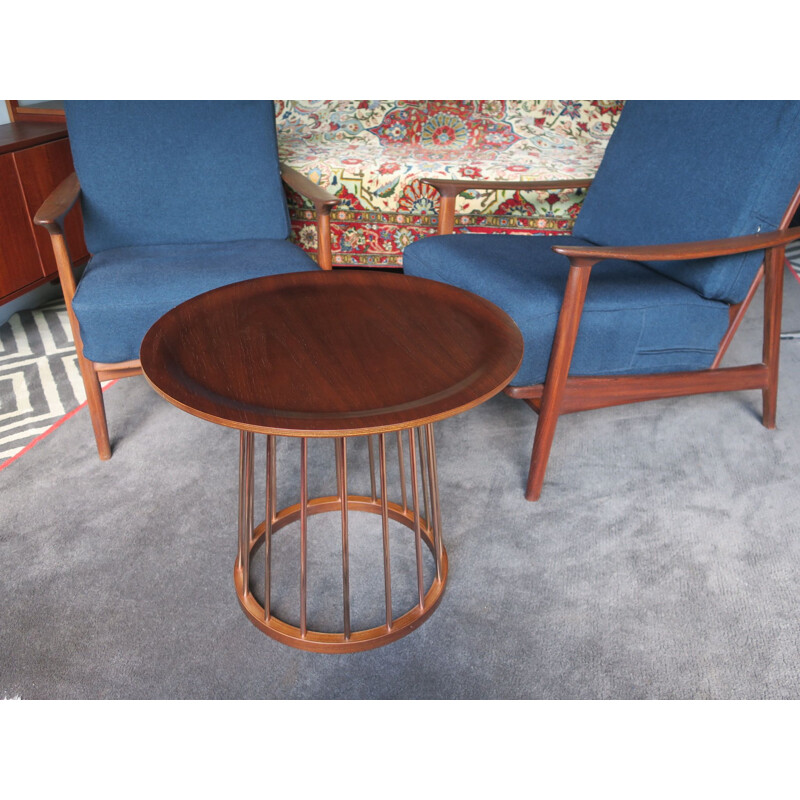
left=762, top=247, right=784, bottom=429
left=763, top=378, right=778, bottom=430
left=77, top=354, right=111, bottom=460
left=525, top=262, right=593, bottom=501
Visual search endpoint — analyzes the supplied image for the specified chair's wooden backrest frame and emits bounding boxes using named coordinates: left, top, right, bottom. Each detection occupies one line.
left=711, top=179, right=800, bottom=368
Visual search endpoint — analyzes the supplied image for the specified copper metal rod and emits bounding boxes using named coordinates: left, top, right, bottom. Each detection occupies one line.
left=407, top=429, right=425, bottom=609
left=428, top=424, right=445, bottom=577
left=368, top=434, right=377, bottom=500
left=417, top=426, right=430, bottom=529
left=269, top=434, right=277, bottom=523
left=264, top=435, right=275, bottom=621
left=425, top=424, right=444, bottom=581
left=238, top=431, right=254, bottom=594
left=336, top=437, right=352, bottom=639
left=396, top=431, right=408, bottom=513
left=237, top=431, right=247, bottom=572
left=300, top=437, right=308, bottom=637
left=378, top=433, right=393, bottom=629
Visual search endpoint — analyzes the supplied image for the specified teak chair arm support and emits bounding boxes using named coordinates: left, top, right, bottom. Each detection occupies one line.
left=551, top=226, right=800, bottom=264
left=34, top=171, right=81, bottom=237
left=422, top=177, right=595, bottom=235
left=423, top=176, right=595, bottom=195
left=280, top=163, right=339, bottom=208
left=34, top=172, right=83, bottom=303
left=33, top=171, right=119, bottom=460
left=280, top=164, right=340, bottom=270
left=517, top=225, right=799, bottom=501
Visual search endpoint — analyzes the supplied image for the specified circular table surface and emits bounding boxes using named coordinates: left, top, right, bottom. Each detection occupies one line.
left=140, top=270, right=523, bottom=437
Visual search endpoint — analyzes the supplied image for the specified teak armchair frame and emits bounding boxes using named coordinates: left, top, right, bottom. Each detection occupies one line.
left=34, top=166, right=339, bottom=460
left=426, top=177, right=800, bottom=501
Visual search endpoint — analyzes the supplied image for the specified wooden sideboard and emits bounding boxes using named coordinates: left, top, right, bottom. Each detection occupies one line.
left=0, top=121, right=88, bottom=305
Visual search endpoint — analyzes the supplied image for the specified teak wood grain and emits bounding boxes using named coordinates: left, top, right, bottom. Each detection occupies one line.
left=0, top=121, right=68, bottom=156
left=140, top=270, right=524, bottom=437
left=0, top=153, right=45, bottom=296
left=14, top=139, right=88, bottom=274
left=0, top=123, right=88, bottom=304
left=551, top=226, right=800, bottom=262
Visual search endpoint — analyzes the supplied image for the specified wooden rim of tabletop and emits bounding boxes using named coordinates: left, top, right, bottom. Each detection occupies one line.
left=140, top=270, right=523, bottom=437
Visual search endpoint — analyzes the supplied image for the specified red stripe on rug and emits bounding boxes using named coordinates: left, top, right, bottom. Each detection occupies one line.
left=0, top=380, right=119, bottom=473
left=788, top=259, right=800, bottom=286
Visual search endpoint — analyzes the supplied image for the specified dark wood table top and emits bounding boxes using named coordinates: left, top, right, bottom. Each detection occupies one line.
left=140, top=270, right=523, bottom=437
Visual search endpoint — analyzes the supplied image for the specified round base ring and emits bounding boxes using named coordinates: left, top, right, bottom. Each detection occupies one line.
left=234, top=494, right=448, bottom=653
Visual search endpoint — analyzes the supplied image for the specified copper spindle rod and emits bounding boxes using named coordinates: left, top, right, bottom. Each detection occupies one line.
left=417, top=426, right=430, bottom=529
left=396, top=430, right=408, bottom=513
left=269, top=433, right=277, bottom=523
left=237, top=431, right=247, bottom=572
left=300, top=437, right=308, bottom=637
left=336, top=437, right=352, bottom=640
left=264, top=434, right=275, bottom=621
left=407, top=429, right=425, bottom=609
left=378, top=433, right=393, bottom=629
left=238, top=431, right=254, bottom=595
left=368, top=434, right=377, bottom=500
left=425, top=424, right=444, bottom=582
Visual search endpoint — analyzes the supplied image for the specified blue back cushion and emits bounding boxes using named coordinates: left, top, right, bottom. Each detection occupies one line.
left=573, top=100, right=800, bottom=304
left=64, top=100, right=290, bottom=253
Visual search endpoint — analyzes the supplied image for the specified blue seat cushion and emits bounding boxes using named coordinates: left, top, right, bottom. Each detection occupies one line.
left=402, top=233, right=730, bottom=387
left=573, top=100, right=800, bottom=304
left=72, top=239, right=318, bottom=363
left=64, top=101, right=291, bottom=253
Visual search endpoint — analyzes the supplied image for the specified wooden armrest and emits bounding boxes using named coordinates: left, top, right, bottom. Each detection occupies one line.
left=34, top=172, right=81, bottom=235
left=552, top=226, right=800, bottom=265
left=424, top=176, right=593, bottom=235
left=423, top=177, right=594, bottom=196
left=280, top=164, right=338, bottom=270
left=280, top=164, right=339, bottom=210
left=32, top=171, right=83, bottom=301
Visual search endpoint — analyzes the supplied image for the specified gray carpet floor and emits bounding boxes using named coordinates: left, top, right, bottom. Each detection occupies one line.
left=2, top=271, right=800, bottom=700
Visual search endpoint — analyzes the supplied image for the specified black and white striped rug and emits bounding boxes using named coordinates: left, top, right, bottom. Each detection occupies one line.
left=783, top=243, right=800, bottom=340
left=0, top=299, right=115, bottom=470
left=786, top=240, right=800, bottom=271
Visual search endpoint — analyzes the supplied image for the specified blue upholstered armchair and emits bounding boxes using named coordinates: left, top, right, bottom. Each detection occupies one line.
left=403, top=100, right=800, bottom=500
left=35, top=101, right=338, bottom=459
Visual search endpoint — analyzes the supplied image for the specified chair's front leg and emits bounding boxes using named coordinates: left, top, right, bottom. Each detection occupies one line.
left=42, top=221, right=113, bottom=460
left=526, top=259, right=595, bottom=501
left=78, top=355, right=112, bottom=460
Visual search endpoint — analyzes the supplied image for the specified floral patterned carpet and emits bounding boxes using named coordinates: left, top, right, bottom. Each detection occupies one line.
left=277, top=100, right=624, bottom=267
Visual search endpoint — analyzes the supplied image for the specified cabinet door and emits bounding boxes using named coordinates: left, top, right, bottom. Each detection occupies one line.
left=13, top=137, right=89, bottom=274
left=0, top=152, right=45, bottom=298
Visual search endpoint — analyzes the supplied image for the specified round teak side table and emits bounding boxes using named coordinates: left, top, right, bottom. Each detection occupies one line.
left=140, top=271, right=523, bottom=653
